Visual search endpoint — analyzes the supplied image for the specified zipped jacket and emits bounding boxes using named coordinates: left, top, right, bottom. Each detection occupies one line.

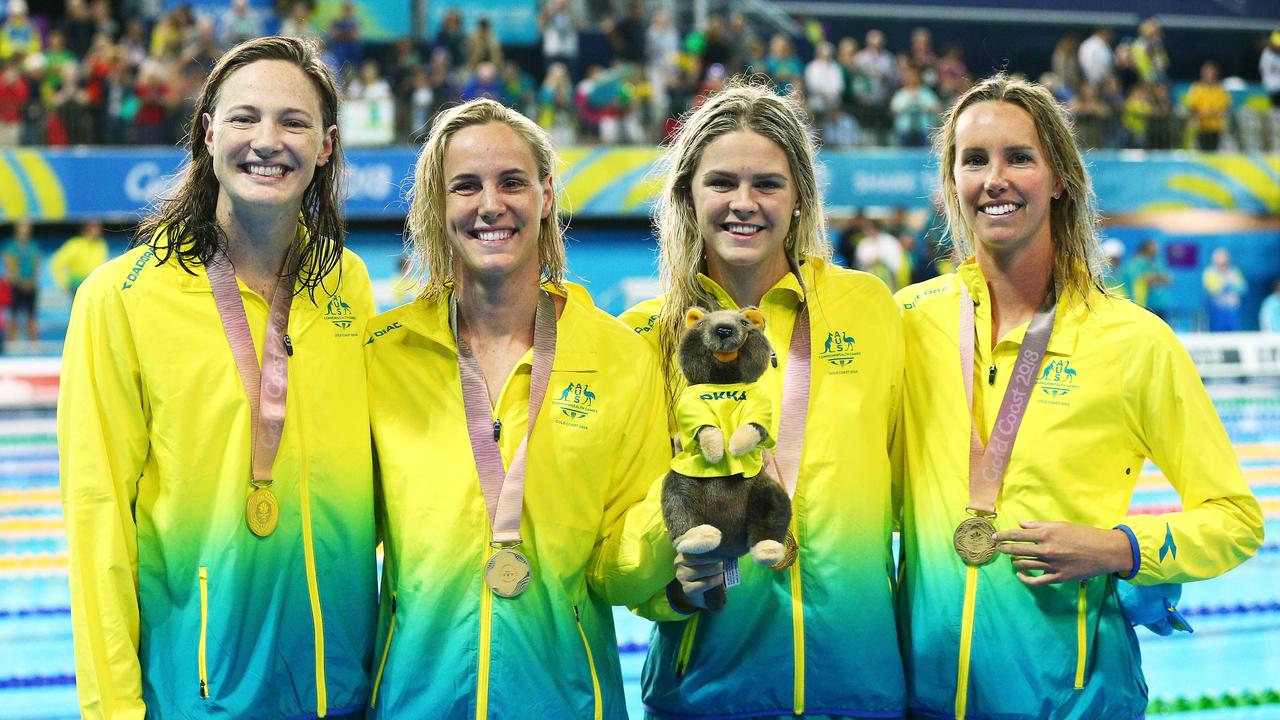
left=364, top=281, right=672, bottom=719
left=58, top=241, right=378, bottom=718
left=894, top=261, right=1263, bottom=720
left=620, top=258, right=907, bottom=719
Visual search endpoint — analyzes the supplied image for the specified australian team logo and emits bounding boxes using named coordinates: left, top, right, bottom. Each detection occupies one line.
left=819, top=330, right=860, bottom=367
left=1038, top=359, right=1079, bottom=397
left=325, top=295, right=355, bottom=329
left=552, top=382, right=599, bottom=422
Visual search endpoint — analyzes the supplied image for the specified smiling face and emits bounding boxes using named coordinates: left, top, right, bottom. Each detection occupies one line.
left=443, top=121, right=552, bottom=285
left=693, top=130, right=797, bottom=282
left=952, top=100, right=1062, bottom=262
left=204, top=59, right=335, bottom=220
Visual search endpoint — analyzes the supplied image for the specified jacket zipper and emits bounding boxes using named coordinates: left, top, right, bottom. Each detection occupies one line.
left=477, top=571, right=493, bottom=719
left=294, top=363, right=329, bottom=717
left=954, top=565, right=980, bottom=720
left=369, top=592, right=397, bottom=710
left=573, top=605, right=603, bottom=720
left=790, top=540, right=805, bottom=715
left=674, top=612, right=700, bottom=677
left=1075, top=580, right=1088, bottom=689
left=198, top=566, right=209, bottom=699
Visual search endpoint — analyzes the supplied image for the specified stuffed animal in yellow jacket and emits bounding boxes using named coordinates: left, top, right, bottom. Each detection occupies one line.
left=663, top=307, right=792, bottom=611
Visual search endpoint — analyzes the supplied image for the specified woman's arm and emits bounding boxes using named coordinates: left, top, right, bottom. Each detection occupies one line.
left=58, top=269, right=150, bottom=719
left=1116, top=325, right=1263, bottom=584
left=587, top=343, right=678, bottom=607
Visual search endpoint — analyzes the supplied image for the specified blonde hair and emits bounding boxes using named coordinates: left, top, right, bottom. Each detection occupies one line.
left=406, top=98, right=566, bottom=300
left=933, top=73, right=1106, bottom=305
left=654, top=81, right=829, bottom=403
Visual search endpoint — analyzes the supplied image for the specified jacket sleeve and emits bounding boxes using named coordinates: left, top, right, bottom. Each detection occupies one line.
left=587, top=343, right=677, bottom=607
left=347, top=252, right=382, bottom=547
left=1116, top=324, right=1264, bottom=584
left=57, top=269, right=149, bottom=719
left=886, top=304, right=906, bottom=535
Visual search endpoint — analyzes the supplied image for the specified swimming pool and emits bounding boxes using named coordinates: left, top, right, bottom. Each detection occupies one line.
left=2, top=388, right=1276, bottom=719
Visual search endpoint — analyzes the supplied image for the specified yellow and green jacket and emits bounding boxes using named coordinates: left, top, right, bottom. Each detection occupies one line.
left=671, top=381, right=774, bottom=478
left=364, top=281, right=672, bottom=719
left=620, top=257, right=907, bottom=719
left=895, top=260, right=1264, bottom=720
left=58, top=242, right=378, bottom=719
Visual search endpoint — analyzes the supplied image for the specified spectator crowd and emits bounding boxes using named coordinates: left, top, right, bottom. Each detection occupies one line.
left=0, top=0, right=1277, bottom=151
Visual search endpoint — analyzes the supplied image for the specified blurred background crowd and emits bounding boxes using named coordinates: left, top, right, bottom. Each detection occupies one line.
left=1, top=0, right=1278, bottom=151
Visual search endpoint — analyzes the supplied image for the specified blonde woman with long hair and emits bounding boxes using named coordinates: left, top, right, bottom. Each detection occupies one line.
left=363, top=98, right=670, bottom=718
left=895, top=73, right=1262, bottom=719
left=620, top=81, right=907, bottom=719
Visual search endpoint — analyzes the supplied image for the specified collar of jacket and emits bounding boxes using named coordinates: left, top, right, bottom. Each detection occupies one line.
left=694, top=255, right=819, bottom=311
left=956, top=257, right=1085, bottom=357
left=394, top=280, right=586, bottom=353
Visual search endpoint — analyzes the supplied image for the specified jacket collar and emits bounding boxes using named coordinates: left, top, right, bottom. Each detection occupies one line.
left=694, top=256, right=819, bottom=310
left=397, top=280, right=584, bottom=352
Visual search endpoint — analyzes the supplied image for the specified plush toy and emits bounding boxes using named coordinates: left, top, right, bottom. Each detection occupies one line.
left=662, top=306, right=792, bottom=611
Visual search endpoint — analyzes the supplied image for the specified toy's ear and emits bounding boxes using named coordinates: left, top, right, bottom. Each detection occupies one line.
left=742, top=307, right=765, bottom=330
left=685, top=307, right=705, bottom=328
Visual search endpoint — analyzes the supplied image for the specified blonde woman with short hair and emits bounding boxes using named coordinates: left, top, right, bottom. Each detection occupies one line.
left=364, top=98, right=671, bottom=718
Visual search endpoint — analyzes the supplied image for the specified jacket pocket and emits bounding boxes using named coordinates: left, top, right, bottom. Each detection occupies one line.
left=1074, top=580, right=1088, bottom=689
left=573, top=605, right=602, bottom=720
left=198, top=566, right=210, bottom=699
left=674, top=612, right=700, bottom=679
left=370, top=593, right=396, bottom=710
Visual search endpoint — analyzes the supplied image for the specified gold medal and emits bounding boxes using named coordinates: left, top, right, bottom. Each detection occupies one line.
left=484, top=548, right=531, bottom=597
left=246, top=485, right=279, bottom=537
left=953, top=515, right=997, bottom=566
left=771, top=530, right=799, bottom=571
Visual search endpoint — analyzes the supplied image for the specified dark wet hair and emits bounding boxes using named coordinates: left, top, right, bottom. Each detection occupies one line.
left=134, top=35, right=345, bottom=297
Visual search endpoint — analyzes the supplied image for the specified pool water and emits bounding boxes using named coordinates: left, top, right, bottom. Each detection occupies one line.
left=2, top=389, right=1276, bottom=719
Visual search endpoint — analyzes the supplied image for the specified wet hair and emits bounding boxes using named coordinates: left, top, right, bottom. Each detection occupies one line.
left=653, top=79, right=829, bottom=408
left=134, top=36, right=345, bottom=297
left=405, top=97, right=566, bottom=301
left=933, top=72, right=1106, bottom=305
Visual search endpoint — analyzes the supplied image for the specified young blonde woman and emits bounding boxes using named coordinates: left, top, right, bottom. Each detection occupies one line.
left=363, top=98, right=671, bottom=718
left=620, top=82, right=906, bottom=719
left=895, top=74, right=1263, bottom=720
left=59, top=37, right=376, bottom=718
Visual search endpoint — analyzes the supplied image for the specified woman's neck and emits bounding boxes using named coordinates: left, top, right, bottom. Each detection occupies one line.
left=976, top=239, right=1054, bottom=346
left=706, top=251, right=791, bottom=309
left=453, top=271, right=541, bottom=348
left=453, top=266, right=549, bottom=406
left=219, top=202, right=300, bottom=302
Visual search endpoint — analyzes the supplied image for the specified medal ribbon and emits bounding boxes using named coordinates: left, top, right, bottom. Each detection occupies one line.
left=959, top=283, right=1056, bottom=514
left=207, top=254, right=294, bottom=487
left=763, top=303, right=810, bottom=499
left=453, top=290, right=557, bottom=545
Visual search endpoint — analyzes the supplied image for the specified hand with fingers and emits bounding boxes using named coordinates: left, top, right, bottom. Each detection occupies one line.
left=993, top=520, right=1134, bottom=586
left=669, top=552, right=726, bottom=612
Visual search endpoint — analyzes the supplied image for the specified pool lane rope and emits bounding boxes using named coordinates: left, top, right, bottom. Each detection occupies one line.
left=1147, top=688, right=1280, bottom=714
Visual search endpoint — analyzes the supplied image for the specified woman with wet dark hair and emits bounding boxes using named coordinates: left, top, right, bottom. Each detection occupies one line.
left=59, top=36, right=376, bottom=718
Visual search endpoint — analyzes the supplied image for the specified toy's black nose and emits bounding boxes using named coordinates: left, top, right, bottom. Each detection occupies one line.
left=715, top=326, right=733, bottom=339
